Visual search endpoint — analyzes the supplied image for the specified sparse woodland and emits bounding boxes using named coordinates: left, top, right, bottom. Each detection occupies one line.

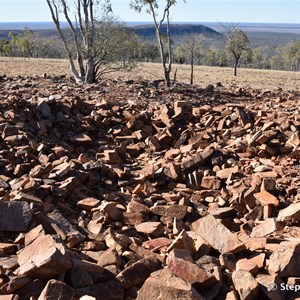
left=0, top=1, right=300, bottom=83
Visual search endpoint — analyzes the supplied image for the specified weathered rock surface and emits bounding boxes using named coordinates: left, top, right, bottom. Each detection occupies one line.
left=232, top=270, right=260, bottom=300
left=17, top=234, right=72, bottom=278
left=192, top=215, right=244, bottom=253
left=136, top=269, right=205, bottom=300
left=0, top=200, right=32, bottom=232
left=268, top=242, right=300, bottom=277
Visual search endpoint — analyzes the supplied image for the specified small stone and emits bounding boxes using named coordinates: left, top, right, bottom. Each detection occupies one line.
left=232, top=270, right=260, bottom=300
left=250, top=218, right=283, bottom=237
left=0, top=200, right=32, bottom=232
left=116, top=258, right=161, bottom=289
left=277, top=202, right=300, bottom=222
left=38, top=280, right=75, bottom=300
left=166, top=250, right=215, bottom=288
left=256, top=274, right=285, bottom=300
left=254, top=191, right=279, bottom=207
left=77, top=198, right=101, bottom=211
left=136, top=269, right=204, bottom=300
left=135, top=222, right=164, bottom=238
left=100, top=202, right=123, bottom=221
left=268, top=241, right=300, bottom=277
left=150, top=205, right=187, bottom=220
left=97, top=247, right=121, bottom=267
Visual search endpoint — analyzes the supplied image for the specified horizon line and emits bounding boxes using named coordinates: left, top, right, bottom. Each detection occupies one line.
left=1, top=21, right=300, bottom=25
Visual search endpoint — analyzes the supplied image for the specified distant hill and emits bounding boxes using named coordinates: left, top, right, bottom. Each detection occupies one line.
left=131, top=24, right=221, bottom=40
left=0, top=23, right=222, bottom=43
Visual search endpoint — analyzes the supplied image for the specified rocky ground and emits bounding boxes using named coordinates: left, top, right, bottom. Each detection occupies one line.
left=0, top=74, right=299, bottom=300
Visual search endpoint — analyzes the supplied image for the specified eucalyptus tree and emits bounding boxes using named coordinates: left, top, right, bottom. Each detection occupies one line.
left=222, top=24, right=250, bottom=76
left=130, top=0, right=186, bottom=87
left=178, top=33, right=206, bottom=85
left=46, top=0, right=132, bottom=83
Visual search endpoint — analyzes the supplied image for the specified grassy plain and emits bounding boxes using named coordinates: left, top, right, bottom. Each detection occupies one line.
left=1, top=57, right=300, bottom=91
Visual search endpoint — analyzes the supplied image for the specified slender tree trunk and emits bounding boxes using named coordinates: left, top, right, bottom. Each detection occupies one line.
left=164, top=69, right=171, bottom=87
left=149, top=2, right=172, bottom=88
left=155, top=28, right=170, bottom=87
left=165, top=9, right=172, bottom=88
left=234, top=58, right=239, bottom=76
left=46, top=0, right=82, bottom=83
left=85, top=57, right=95, bottom=83
left=190, top=55, right=194, bottom=85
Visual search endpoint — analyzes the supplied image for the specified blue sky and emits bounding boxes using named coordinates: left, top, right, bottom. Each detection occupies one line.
left=0, top=0, right=299, bottom=23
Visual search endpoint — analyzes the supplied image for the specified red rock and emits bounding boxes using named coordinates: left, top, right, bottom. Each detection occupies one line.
left=127, top=201, right=150, bottom=214
left=164, top=163, right=181, bottom=180
left=37, top=280, right=75, bottom=300
left=77, top=197, right=101, bottom=211
left=97, top=247, right=121, bottom=267
left=232, top=270, right=260, bottom=300
left=75, top=278, right=124, bottom=300
left=181, top=147, right=214, bottom=171
left=236, top=258, right=259, bottom=276
left=268, top=241, right=300, bottom=277
left=143, top=237, right=172, bottom=250
left=166, top=251, right=215, bottom=288
left=0, top=243, right=17, bottom=255
left=100, top=202, right=123, bottom=221
left=70, top=133, right=92, bottom=145
left=254, top=191, right=279, bottom=207
left=116, top=258, right=161, bottom=289
left=192, top=215, right=245, bottom=254
left=0, top=295, right=19, bottom=300
left=150, top=205, right=187, bottom=219
left=0, top=275, right=32, bottom=294
left=46, top=210, right=85, bottom=248
left=250, top=218, right=283, bottom=237
left=201, top=176, right=221, bottom=190
left=18, top=235, right=72, bottom=278
left=256, top=274, right=285, bottom=300
left=102, top=150, right=121, bottom=164
left=216, top=166, right=239, bottom=179
left=167, top=230, right=196, bottom=254
left=135, top=222, right=164, bottom=238
left=277, top=202, right=300, bottom=222
left=136, top=269, right=204, bottom=300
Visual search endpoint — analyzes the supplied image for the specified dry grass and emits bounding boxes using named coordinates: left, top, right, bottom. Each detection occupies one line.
left=1, top=57, right=300, bottom=91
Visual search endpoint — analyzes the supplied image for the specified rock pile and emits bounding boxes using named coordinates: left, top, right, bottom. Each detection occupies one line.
left=0, top=75, right=299, bottom=299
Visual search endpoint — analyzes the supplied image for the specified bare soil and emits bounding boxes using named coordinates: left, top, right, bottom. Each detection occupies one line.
left=0, top=57, right=300, bottom=91
left=1, top=57, right=300, bottom=91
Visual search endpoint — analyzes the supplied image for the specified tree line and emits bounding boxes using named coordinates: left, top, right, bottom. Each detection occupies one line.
left=1, top=0, right=300, bottom=85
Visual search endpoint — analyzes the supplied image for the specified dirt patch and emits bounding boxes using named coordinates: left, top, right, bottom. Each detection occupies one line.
left=1, top=57, right=300, bottom=91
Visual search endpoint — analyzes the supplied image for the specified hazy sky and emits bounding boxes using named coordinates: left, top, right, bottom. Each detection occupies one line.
left=0, top=0, right=300, bottom=23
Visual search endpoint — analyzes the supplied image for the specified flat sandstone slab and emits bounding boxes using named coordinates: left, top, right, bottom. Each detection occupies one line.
left=192, top=215, right=245, bottom=254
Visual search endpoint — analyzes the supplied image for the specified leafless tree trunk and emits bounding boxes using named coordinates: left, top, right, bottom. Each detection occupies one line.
left=46, top=0, right=82, bottom=83
left=234, top=57, right=239, bottom=76
left=190, top=52, right=194, bottom=85
left=148, top=1, right=173, bottom=87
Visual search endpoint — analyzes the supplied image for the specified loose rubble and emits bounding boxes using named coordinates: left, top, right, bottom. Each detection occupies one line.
left=0, top=75, right=299, bottom=299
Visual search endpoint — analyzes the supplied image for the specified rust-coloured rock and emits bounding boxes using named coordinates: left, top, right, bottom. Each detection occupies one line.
left=192, top=215, right=245, bottom=254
